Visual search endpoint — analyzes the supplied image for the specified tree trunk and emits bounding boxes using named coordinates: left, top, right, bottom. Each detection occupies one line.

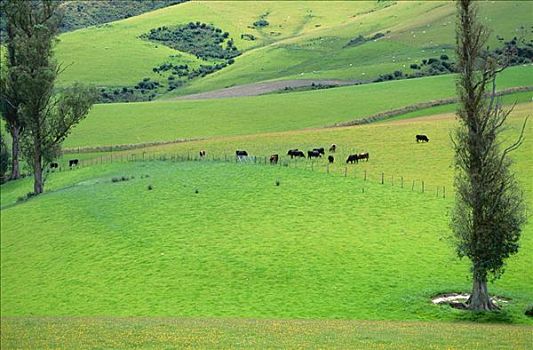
left=467, top=276, right=499, bottom=311
left=33, top=147, right=44, bottom=194
left=9, top=124, right=21, bottom=180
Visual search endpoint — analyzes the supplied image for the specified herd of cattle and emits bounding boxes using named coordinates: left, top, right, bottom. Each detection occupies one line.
left=52, top=134, right=429, bottom=169
left=201, top=134, right=429, bottom=166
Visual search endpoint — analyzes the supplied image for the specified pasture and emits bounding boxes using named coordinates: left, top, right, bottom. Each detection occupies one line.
left=1, top=161, right=532, bottom=321
left=2, top=106, right=532, bottom=349
left=63, top=65, right=532, bottom=148
left=2, top=318, right=532, bottom=349
left=52, top=1, right=532, bottom=95
left=2, top=1, right=533, bottom=347
left=61, top=103, right=533, bottom=202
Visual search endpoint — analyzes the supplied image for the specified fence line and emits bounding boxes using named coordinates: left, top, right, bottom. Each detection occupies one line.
left=50, top=151, right=450, bottom=199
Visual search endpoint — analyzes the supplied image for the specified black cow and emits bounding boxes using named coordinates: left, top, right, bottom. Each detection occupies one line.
left=329, top=144, right=337, bottom=153
left=346, top=154, right=358, bottom=164
left=50, top=162, right=59, bottom=169
left=199, top=150, right=206, bottom=158
left=308, top=150, right=322, bottom=159
left=346, top=152, right=369, bottom=164
left=291, top=150, right=305, bottom=158
left=328, top=155, right=334, bottom=164
left=416, top=134, right=429, bottom=143
left=69, top=159, right=79, bottom=167
left=313, top=147, right=325, bottom=155
left=270, top=154, right=279, bottom=164
left=236, top=150, right=248, bottom=157
left=288, top=149, right=305, bottom=158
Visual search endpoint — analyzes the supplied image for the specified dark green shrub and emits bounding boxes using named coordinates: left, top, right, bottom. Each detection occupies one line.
left=0, top=133, right=9, bottom=183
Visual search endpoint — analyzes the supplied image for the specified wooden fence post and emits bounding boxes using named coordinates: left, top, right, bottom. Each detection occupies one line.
left=412, top=180, right=415, bottom=191
left=344, top=166, right=347, bottom=177
left=401, top=176, right=403, bottom=188
left=381, top=172, right=384, bottom=184
left=422, top=181, right=425, bottom=193
left=443, top=186, right=446, bottom=199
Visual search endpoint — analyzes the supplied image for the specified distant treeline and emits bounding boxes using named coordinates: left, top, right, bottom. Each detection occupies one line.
left=0, top=0, right=188, bottom=40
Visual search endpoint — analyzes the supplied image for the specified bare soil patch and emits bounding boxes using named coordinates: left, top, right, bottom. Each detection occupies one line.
left=432, top=293, right=510, bottom=310
left=173, top=79, right=358, bottom=100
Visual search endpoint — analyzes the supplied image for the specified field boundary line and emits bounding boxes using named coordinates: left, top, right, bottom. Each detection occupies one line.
left=63, top=137, right=205, bottom=154
left=63, top=86, right=531, bottom=154
left=326, top=86, right=533, bottom=128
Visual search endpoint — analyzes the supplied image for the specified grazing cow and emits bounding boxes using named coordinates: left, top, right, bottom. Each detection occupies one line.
left=346, top=152, right=369, bottom=164
left=287, top=149, right=298, bottom=158
left=270, top=154, right=279, bottom=165
left=308, top=150, right=322, bottom=159
left=416, top=134, right=429, bottom=143
left=346, top=154, right=358, bottom=164
left=293, top=150, right=305, bottom=158
left=69, top=159, right=79, bottom=167
left=236, top=150, right=248, bottom=157
left=199, top=150, right=206, bottom=158
left=50, top=162, right=59, bottom=169
left=357, top=152, right=369, bottom=162
left=328, top=155, right=334, bottom=164
left=313, top=147, right=325, bottom=155
left=329, top=144, right=337, bottom=153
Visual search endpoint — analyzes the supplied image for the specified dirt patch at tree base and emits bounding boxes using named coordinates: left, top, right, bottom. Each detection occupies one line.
left=432, top=293, right=510, bottom=310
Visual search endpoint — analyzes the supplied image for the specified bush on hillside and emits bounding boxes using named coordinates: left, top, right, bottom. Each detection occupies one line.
left=253, top=19, right=269, bottom=28
left=141, top=22, right=240, bottom=61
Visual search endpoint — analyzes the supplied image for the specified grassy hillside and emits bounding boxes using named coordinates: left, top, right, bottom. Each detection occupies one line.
left=0, top=1, right=186, bottom=40
left=55, top=103, right=532, bottom=204
left=1, top=160, right=532, bottom=321
left=62, top=66, right=532, bottom=148
left=52, top=1, right=532, bottom=96
left=1, top=102, right=532, bottom=348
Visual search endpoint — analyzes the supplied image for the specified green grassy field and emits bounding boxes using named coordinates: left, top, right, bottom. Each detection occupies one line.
left=52, top=0, right=532, bottom=95
left=1, top=1, right=533, bottom=347
left=63, top=65, right=532, bottom=148
left=1, top=107, right=532, bottom=348
left=2, top=317, right=532, bottom=349
left=55, top=102, right=533, bottom=208
left=1, top=160, right=532, bottom=320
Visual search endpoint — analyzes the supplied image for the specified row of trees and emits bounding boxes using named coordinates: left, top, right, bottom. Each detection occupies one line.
left=0, top=0, right=96, bottom=194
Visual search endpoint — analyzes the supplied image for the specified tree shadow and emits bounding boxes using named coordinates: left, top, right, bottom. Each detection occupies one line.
left=451, top=307, right=516, bottom=324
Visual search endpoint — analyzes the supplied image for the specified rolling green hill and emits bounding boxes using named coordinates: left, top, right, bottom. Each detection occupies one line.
left=52, top=1, right=532, bottom=97
left=62, top=65, right=532, bottom=148
left=1, top=1, right=532, bottom=348
left=1, top=110, right=532, bottom=350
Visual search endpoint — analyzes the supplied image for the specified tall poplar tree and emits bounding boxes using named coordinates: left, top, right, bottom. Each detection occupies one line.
left=452, top=0, right=528, bottom=311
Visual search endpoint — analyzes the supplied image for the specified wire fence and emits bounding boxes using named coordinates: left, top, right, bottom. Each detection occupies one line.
left=52, top=151, right=450, bottom=199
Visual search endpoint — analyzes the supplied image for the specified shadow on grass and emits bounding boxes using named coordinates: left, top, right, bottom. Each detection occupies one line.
left=451, top=307, right=516, bottom=324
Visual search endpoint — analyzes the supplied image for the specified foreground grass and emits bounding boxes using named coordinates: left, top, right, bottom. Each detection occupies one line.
left=2, top=317, right=532, bottom=349
left=65, top=66, right=532, bottom=148
left=1, top=161, right=532, bottom=323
